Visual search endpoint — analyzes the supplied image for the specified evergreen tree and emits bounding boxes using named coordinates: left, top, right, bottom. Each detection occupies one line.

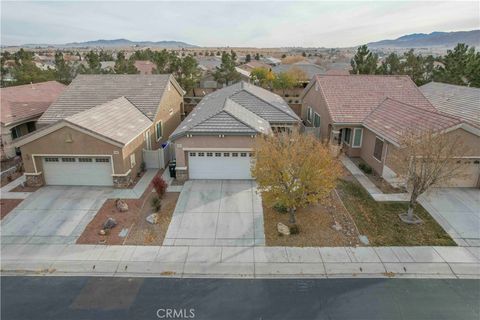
left=350, top=45, right=378, bottom=74
left=214, top=52, right=240, bottom=86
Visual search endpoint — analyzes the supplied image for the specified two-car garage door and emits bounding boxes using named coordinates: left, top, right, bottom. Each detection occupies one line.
left=42, top=156, right=113, bottom=186
left=188, top=151, right=253, bottom=179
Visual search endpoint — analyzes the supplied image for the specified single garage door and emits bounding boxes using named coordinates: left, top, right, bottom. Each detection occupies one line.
left=188, top=151, right=253, bottom=179
left=448, top=159, right=480, bottom=188
left=42, top=156, right=113, bottom=186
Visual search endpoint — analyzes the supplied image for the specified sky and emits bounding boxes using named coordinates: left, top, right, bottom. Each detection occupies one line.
left=1, top=1, right=479, bottom=47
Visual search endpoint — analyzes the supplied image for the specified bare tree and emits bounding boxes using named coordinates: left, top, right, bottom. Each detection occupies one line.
left=391, top=128, right=469, bottom=224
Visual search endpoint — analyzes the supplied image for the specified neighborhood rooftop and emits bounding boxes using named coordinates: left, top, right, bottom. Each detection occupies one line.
left=420, top=82, right=480, bottom=127
left=170, top=81, right=300, bottom=139
left=308, top=74, right=436, bottom=123
left=0, top=81, right=66, bottom=126
left=38, top=74, right=177, bottom=124
left=363, top=98, right=464, bottom=145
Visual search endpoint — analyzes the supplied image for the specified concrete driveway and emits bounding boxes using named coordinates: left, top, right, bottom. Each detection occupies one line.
left=164, top=180, right=265, bottom=246
left=419, top=188, right=480, bottom=246
left=1, top=186, right=110, bottom=245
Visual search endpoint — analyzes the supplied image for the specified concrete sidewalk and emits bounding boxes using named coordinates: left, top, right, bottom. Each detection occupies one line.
left=2, top=244, right=479, bottom=279
left=0, top=175, right=32, bottom=199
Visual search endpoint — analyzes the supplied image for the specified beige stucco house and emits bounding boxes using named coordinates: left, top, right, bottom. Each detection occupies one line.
left=301, top=75, right=480, bottom=188
left=15, top=74, right=184, bottom=188
left=170, top=81, right=301, bottom=180
left=1, top=81, right=66, bottom=160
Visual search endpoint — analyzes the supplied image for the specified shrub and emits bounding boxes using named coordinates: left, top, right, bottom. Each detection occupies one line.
left=140, top=161, right=146, bottom=173
left=289, top=224, right=300, bottom=235
left=359, top=163, right=373, bottom=174
left=151, top=196, right=161, bottom=212
left=152, top=175, right=168, bottom=197
left=273, top=203, right=288, bottom=214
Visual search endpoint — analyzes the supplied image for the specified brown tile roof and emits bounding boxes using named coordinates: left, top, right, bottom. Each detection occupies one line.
left=363, top=98, right=463, bottom=144
left=312, top=75, right=435, bottom=124
left=0, top=81, right=66, bottom=126
left=238, top=61, right=271, bottom=72
left=134, top=60, right=156, bottom=75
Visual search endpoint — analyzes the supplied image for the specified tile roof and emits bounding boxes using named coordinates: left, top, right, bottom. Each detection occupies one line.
left=1, top=81, right=66, bottom=126
left=170, top=81, right=300, bottom=139
left=311, top=75, right=435, bottom=124
left=363, top=98, right=463, bottom=145
left=238, top=61, right=272, bottom=72
left=420, top=82, right=480, bottom=127
left=134, top=60, right=156, bottom=74
left=38, top=74, right=175, bottom=124
left=65, top=96, right=152, bottom=145
left=272, top=62, right=326, bottom=79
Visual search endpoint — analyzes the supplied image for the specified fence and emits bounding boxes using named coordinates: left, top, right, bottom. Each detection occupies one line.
left=142, top=142, right=174, bottom=169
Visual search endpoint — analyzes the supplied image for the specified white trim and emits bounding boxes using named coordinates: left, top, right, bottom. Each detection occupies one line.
left=352, top=128, right=363, bottom=148
left=24, top=172, right=42, bottom=176
left=342, top=128, right=352, bottom=146
left=155, top=120, right=163, bottom=142
left=372, top=136, right=384, bottom=162
left=306, top=106, right=313, bottom=123
left=112, top=169, right=132, bottom=177
left=31, top=153, right=116, bottom=175
left=183, top=147, right=253, bottom=151
left=175, top=166, right=187, bottom=171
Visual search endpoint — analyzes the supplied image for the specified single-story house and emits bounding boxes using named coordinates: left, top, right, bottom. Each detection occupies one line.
left=272, top=62, right=326, bottom=81
left=1, top=81, right=66, bottom=160
left=301, top=75, right=480, bottom=188
left=15, top=74, right=184, bottom=188
left=170, top=81, right=301, bottom=180
left=134, top=60, right=156, bottom=75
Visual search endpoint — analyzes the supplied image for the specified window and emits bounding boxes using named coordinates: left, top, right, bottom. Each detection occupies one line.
left=232, top=152, right=238, bottom=157
left=352, top=128, right=363, bottom=148
left=215, top=152, right=221, bottom=157
left=155, top=121, right=163, bottom=141
left=27, top=122, right=36, bottom=133
left=61, top=157, right=76, bottom=162
left=95, top=158, right=110, bottom=163
left=224, top=152, right=230, bottom=157
left=206, top=152, right=213, bottom=157
left=240, top=152, right=247, bottom=157
left=44, top=157, right=59, bottom=162
left=307, top=107, right=313, bottom=122
left=343, top=128, right=352, bottom=145
left=189, top=152, right=196, bottom=157
left=373, top=137, right=384, bottom=161
left=11, top=127, right=21, bottom=140
left=198, top=152, right=205, bottom=157
left=313, top=113, right=321, bottom=128
left=130, top=154, right=136, bottom=168
left=78, top=158, right=93, bottom=163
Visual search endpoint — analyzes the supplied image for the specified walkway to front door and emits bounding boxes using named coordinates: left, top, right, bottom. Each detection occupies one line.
left=164, top=180, right=265, bottom=246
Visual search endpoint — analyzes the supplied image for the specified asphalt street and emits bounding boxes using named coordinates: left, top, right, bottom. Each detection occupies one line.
left=1, top=276, right=479, bottom=320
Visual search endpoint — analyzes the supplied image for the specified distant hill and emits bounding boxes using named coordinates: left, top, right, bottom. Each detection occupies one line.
left=14, top=38, right=198, bottom=48
left=367, top=30, right=480, bottom=48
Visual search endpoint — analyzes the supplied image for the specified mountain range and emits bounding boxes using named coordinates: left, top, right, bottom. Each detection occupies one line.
left=16, top=38, right=198, bottom=48
left=367, top=30, right=480, bottom=48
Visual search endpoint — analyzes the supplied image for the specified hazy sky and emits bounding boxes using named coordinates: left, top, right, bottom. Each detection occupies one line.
left=1, top=1, right=478, bottom=47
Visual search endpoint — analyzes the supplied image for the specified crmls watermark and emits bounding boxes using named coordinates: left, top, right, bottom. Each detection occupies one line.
left=156, top=308, right=195, bottom=319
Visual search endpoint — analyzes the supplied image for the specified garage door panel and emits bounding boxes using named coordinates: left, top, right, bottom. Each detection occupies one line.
left=42, top=157, right=113, bottom=186
left=448, top=160, right=480, bottom=188
left=188, top=151, right=253, bottom=180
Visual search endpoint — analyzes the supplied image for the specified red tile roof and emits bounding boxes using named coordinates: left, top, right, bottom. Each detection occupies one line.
left=1, top=81, right=66, bottom=126
left=363, top=98, right=463, bottom=144
left=134, top=60, right=156, bottom=75
left=313, top=75, right=435, bottom=123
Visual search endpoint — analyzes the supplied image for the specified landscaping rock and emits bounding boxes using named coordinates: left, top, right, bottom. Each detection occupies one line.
left=277, top=222, right=290, bottom=236
left=116, top=199, right=129, bottom=212
left=99, top=229, right=106, bottom=236
left=146, top=213, right=159, bottom=224
left=103, top=217, right=117, bottom=230
left=359, top=235, right=370, bottom=245
left=332, top=221, right=343, bottom=231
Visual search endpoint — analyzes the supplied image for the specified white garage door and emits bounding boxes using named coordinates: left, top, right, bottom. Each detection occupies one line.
left=188, top=151, right=253, bottom=179
left=448, top=159, right=480, bottom=188
left=42, top=156, right=113, bottom=186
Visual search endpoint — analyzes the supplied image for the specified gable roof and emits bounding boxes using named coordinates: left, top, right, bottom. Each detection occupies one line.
left=170, top=81, right=300, bottom=140
left=1, top=81, right=66, bottom=126
left=272, top=62, right=326, bottom=79
left=38, top=74, right=182, bottom=125
left=420, top=82, right=480, bottom=127
left=304, top=75, right=435, bottom=124
left=363, top=98, right=465, bottom=145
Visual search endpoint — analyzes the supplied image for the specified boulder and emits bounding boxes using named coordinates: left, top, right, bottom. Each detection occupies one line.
left=277, top=222, right=290, bottom=236
left=116, top=199, right=129, bottom=212
left=332, top=221, right=342, bottom=231
left=103, top=217, right=117, bottom=230
left=146, top=213, right=159, bottom=225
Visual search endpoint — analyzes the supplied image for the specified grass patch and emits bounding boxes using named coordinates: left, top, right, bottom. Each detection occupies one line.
left=336, top=179, right=455, bottom=246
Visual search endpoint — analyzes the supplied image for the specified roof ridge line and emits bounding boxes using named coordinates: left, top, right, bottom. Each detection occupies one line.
left=240, top=86, right=299, bottom=120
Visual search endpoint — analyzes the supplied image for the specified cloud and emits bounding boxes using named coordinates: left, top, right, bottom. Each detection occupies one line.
left=1, top=1, right=478, bottom=47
